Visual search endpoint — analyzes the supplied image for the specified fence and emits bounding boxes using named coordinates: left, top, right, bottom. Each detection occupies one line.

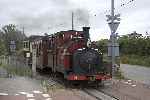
left=0, top=55, right=32, bottom=77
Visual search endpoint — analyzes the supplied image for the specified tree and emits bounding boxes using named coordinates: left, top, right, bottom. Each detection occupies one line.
left=97, top=39, right=108, bottom=53
left=1, top=24, right=26, bottom=54
left=0, top=39, right=6, bottom=55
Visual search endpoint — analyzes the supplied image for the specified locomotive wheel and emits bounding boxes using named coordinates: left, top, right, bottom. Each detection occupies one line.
left=96, top=80, right=104, bottom=88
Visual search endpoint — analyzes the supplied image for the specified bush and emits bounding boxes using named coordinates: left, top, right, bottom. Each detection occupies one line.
left=121, top=55, right=150, bottom=67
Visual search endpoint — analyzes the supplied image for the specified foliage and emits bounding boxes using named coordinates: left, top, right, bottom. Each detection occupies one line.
left=97, top=32, right=150, bottom=67
left=118, top=35, right=150, bottom=56
left=121, top=55, right=150, bottom=67
left=0, top=40, right=7, bottom=55
left=96, top=39, right=108, bottom=53
left=0, top=24, right=26, bottom=55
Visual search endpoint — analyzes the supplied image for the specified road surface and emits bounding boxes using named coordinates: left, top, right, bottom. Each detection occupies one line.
left=120, top=64, right=150, bottom=85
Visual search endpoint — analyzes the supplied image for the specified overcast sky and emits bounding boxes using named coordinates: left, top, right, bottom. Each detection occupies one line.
left=0, top=0, right=150, bottom=41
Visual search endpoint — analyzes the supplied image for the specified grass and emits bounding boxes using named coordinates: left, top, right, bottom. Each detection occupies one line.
left=114, top=69, right=125, bottom=79
left=0, top=63, right=32, bottom=77
left=121, top=55, right=150, bottom=67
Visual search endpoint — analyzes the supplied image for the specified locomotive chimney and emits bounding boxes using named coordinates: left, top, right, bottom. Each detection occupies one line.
left=83, top=27, right=90, bottom=40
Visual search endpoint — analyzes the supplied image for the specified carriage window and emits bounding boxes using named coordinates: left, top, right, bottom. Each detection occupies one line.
left=24, top=41, right=29, bottom=49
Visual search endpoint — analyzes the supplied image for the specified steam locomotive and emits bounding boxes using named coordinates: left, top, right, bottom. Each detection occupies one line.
left=24, top=27, right=111, bottom=85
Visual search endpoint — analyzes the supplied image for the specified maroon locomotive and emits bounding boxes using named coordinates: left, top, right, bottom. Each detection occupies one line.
left=30, top=27, right=111, bottom=85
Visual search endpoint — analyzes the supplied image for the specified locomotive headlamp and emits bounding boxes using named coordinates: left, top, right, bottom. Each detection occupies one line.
left=95, top=49, right=98, bottom=51
left=74, top=76, right=78, bottom=80
left=87, top=39, right=92, bottom=48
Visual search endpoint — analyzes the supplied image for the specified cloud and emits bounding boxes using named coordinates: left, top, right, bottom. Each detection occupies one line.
left=0, top=0, right=150, bottom=40
left=2, top=0, right=90, bottom=35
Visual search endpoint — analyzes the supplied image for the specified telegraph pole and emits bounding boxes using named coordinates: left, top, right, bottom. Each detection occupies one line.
left=22, top=26, right=25, bottom=34
left=111, top=0, right=115, bottom=18
left=106, top=0, right=120, bottom=76
left=72, top=12, right=74, bottom=30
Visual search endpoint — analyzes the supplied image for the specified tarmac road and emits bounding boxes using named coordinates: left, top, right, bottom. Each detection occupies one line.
left=120, top=64, right=150, bottom=85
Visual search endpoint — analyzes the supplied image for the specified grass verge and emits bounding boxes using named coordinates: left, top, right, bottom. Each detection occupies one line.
left=0, top=63, right=32, bottom=77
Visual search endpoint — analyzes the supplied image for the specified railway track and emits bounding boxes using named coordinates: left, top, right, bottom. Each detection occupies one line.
left=46, top=78, right=119, bottom=100
left=47, top=77, right=64, bottom=87
left=83, top=88, right=119, bottom=100
left=39, top=72, right=119, bottom=100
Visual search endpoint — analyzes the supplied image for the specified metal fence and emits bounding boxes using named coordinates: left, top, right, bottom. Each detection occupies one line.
left=0, top=55, right=29, bottom=68
left=0, top=55, right=32, bottom=77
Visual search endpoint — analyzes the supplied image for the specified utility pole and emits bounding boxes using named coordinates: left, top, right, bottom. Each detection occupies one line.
left=106, top=0, right=120, bottom=76
left=72, top=12, right=74, bottom=30
left=22, top=26, right=25, bottom=34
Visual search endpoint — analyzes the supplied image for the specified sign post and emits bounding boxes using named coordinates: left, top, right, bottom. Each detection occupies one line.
left=106, top=0, right=120, bottom=76
left=32, top=49, right=37, bottom=77
left=9, top=40, right=16, bottom=54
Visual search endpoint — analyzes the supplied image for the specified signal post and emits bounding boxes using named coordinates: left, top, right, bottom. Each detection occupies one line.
left=106, top=0, right=120, bottom=76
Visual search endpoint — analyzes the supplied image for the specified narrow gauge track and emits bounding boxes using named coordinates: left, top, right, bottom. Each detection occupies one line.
left=38, top=71, right=119, bottom=100
left=46, top=77, right=119, bottom=100
left=96, top=89, right=119, bottom=100
left=47, top=77, right=64, bottom=87
left=83, top=88, right=119, bottom=100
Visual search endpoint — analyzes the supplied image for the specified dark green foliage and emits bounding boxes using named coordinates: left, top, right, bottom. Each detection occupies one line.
left=0, top=24, right=26, bottom=55
left=0, top=40, right=7, bottom=55
left=96, top=39, right=108, bottom=53
left=97, top=32, right=150, bottom=67
left=118, top=35, right=150, bottom=56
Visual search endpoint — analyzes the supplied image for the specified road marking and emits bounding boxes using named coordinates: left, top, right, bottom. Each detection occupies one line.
left=128, top=80, right=132, bottom=82
left=128, top=82, right=132, bottom=85
left=45, top=98, right=52, bottom=100
left=15, top=94, right=19, bottom=95
left=28, top=99, right=35, bottom=100
left=33, top=90, right=42, bottom=94
left=26, top=94, right=34, bottom=98
left=19, top=92, right=29, bottom=95
left=42, top=94, right=50, bottom=98
left=132, top=85, right=136, bottom=87
left=0, top=93, right=8, bottom=95
left=124, top=81, right=128, bottom=84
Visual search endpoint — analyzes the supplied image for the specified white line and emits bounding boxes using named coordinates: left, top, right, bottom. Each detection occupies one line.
left=132, top=85, right=136, bottom=87
left=33, top=90, right=42, bottom=94
left=42, top=94, right=50, bottom=98
left=128, top=80, right=132, bottom=82
left=0, top=93, right=8, bottom=95
left=26, top=94, right=34, bottom=98
left=45, top=98, right=52, bottom=100
left=15, top=94, right=19, bottom=96
left=19, top=92, right=29, bottom=95
left=124, top=81, right=129, bottom=84
left=128, top=82, right=132, bottom=85
left=28, top=99, right=35, bottom=100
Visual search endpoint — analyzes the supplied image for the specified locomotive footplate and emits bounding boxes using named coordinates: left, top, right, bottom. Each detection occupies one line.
left=67, top=74, right=111, bottom=81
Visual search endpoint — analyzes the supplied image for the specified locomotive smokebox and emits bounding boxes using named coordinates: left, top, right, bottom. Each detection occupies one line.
left=83, top=27, right=90, bottom=40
